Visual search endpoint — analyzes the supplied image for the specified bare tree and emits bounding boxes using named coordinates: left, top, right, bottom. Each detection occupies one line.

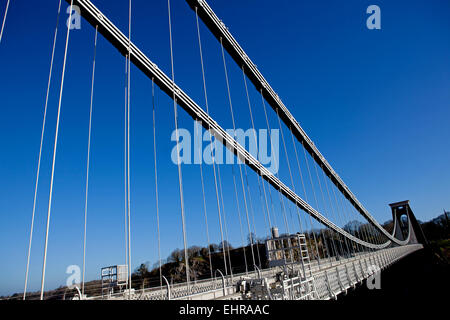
left=168, top=248, right=183, bottom=263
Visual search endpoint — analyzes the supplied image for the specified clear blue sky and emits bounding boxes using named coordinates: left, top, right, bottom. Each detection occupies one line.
left=0, top=0, right=449, bottom=296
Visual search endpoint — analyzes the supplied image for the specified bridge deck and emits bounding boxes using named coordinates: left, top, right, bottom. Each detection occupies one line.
left=93, top=244, right=422, bottom=300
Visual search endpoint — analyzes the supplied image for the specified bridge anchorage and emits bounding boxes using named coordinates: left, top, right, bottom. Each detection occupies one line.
left=9, top=0, right=429, bottom=301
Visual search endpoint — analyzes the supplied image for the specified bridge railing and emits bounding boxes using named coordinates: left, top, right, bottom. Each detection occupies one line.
left=87, top=244, right=422, bottom=300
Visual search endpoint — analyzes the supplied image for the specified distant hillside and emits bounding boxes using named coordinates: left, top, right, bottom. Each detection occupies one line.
left=130, top=243, right=267, bottom=289
left=420, top=212, right=450, bottom=241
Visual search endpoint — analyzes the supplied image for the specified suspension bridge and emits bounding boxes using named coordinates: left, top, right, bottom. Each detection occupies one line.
left=0, top=0, right=428, bottom=301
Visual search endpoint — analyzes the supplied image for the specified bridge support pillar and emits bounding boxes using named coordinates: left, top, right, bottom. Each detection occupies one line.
left=389, top=200, right=428, bottom=246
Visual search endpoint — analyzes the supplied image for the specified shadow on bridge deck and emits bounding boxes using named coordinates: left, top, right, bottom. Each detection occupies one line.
left=340, top=247, right=449, bottom=302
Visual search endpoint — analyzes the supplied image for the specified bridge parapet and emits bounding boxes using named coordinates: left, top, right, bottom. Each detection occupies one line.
left=85, top=245, right=422, bottom=300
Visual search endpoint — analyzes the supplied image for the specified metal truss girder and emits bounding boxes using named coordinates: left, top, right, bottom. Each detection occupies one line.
left=185, top=0, right=407, bottom=245
left=66, top=0, right=402, bottom=249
